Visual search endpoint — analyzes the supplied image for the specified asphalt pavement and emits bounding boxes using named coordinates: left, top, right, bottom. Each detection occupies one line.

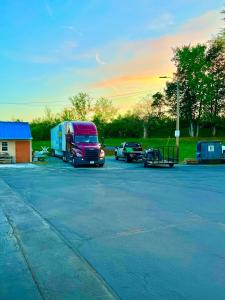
left=0, top=157, right=225, bottom=300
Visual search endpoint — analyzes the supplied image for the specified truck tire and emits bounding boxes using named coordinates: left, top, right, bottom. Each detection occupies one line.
left=144, top=161, right=148, bottom=168
left=169, top=163, right=174, bottom=168
left=115, top=155, right=118, bottom=160
left=125, top=155, right=131, bottom=163
left=51, top=150, right=55, bottom=157
left=62, top=152, right=67, bottom=162
left=99, top=163, right=104, bottom=168
left=72, top=158, right=78, bottom=168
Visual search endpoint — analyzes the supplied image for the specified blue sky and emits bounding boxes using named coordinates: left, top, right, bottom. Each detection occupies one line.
left=0, top=0, right=224, bottom=120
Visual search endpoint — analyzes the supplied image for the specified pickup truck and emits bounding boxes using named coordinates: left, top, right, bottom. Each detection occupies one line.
left=115, top=142, right=143, bottom=163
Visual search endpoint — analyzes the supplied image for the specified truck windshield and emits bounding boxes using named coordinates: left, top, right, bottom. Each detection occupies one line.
left=75, top=135, right=98, bottom=143
left=125, top=143, right=141, bottom=147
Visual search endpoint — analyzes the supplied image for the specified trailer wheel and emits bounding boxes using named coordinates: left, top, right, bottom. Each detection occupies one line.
left=51, top=150, right=55, bottom=157
left=115, top=155, right=118, bottom=160
left=62, top=152, right=66, bottom=162
left=169, top=163, right=174, bottom=168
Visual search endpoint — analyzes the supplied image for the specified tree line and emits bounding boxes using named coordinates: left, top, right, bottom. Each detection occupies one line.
left=31, top=10, right=224, bottom=140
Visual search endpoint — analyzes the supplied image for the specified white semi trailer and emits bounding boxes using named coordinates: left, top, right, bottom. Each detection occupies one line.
left=51, top=121, right=73, bottom=157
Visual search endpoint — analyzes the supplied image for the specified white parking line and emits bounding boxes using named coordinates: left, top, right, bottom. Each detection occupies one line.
left=0, top=164, right=38, bottom=169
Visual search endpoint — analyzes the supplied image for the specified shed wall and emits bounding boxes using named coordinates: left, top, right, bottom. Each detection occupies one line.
left=0, top=141, right=15, bottom=161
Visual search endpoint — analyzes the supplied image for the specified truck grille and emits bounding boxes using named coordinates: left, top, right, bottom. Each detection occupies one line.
left=84, top=149, right=99, bottom=160
left=133, top=147, right=142, bottom=151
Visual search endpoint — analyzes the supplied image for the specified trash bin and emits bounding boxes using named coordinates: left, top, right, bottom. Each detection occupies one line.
left=196, top=141, right=224, bottom=163
left=222, top=146, right=225, bottom=158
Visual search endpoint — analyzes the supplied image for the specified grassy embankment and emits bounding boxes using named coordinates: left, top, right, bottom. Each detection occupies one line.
left=32, top=137, right=225, bottom=162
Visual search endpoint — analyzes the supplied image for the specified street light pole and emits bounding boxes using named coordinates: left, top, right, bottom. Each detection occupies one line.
left=176, top=81, right=180, bottom=160
left=159, top=76, right=180, bottom=161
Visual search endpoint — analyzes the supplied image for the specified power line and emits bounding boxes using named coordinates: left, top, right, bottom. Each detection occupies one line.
left=0, top=90, right=150, bottom=106
left=0, top=100, right=68, bottom=105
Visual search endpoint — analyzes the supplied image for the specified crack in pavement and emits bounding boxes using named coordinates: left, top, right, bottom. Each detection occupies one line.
left=4, top=213, right=45, bottom=300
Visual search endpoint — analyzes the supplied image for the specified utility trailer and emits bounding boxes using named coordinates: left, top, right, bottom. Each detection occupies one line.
left=143, top=146, right=178, bottom=168
left=115, top=142, right=143, bottom=163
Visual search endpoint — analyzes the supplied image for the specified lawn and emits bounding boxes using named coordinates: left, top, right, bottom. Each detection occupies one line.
left=32, top=137, right=225, bottom=162
left=32, top=140, right=51, bottom=152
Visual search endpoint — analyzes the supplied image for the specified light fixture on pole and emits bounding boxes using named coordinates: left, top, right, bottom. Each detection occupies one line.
left=159, top=76, right=180, bottom=160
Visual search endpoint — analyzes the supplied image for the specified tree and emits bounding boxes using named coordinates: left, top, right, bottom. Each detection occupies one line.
left=133, top=93, right=153, bottom=138
left=30, top=107, right=59, bottom=140
left=165, top=80, right=198, bottom=136
left=168, top=44, right=210, bottom=136
left=151, top=92, right=165, bottom=117
left=204, top=36, right=225, bottom=135
left=93, top=97, right=117, bottom=123
left=105, top=112, right=143, bottom=138
left=69, top=92, right=92, bottom=120
left=60, top=107, right=76, bottom=121
left=44, top=107, right=56, bottom=124
left=221, top=7, right=225, bottom=35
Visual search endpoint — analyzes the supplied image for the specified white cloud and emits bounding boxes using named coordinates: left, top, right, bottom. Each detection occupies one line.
left=147, top=13, right=174, bottom=30
left=62, top=25, right=75, bottom=31
left=61, top=25, right=83, bottom=36
left=61, top=41, right=77, bottom=51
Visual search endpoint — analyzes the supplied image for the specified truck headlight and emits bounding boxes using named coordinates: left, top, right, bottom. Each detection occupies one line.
left=75, top=151, right=82, bottom=157
left=99, top=149, right=105, bottom=158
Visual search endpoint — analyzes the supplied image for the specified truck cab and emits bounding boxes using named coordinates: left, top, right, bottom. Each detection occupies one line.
left=51, top=121, right=105, bottom=167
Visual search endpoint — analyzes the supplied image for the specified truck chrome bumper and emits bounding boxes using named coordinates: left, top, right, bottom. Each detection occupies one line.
left=74, top=157, right=105, bottom=166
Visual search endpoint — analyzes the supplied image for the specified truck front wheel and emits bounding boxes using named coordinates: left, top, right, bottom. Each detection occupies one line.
left=125, top=155, right=131, bottom=163
left=72, top=157, right=78, bottom=168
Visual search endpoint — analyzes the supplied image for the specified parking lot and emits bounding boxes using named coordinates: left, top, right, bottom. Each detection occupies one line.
left=1, top=157, right=225, bottom=299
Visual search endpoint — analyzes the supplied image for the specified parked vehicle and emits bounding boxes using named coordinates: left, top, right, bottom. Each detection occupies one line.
left=115, top=142, right=143, bottom=163
left=33, top=147, right=49, bottom=162
left=143, top=146, right=178, bottom=168
left=51, top=121, right=105, bottom=167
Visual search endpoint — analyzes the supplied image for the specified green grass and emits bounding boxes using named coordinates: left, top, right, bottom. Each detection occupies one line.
left=104, top=137, right=225, bottom=162
left=32, top=137, right=225, bottom=162
left=32, top=140, right=51, bottom=151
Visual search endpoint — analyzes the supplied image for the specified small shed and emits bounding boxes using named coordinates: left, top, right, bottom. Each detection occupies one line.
left=0, top=122, right=32, bottom=163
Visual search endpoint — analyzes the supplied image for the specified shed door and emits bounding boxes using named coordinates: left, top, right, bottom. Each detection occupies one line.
left=16, top=141, right=30, bottom=163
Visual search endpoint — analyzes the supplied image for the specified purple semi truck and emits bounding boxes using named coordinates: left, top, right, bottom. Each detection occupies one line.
left=51, top=121, right=105, bottom=167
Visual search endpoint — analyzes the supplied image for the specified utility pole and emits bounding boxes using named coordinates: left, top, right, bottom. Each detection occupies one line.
left=159, top=76, right=180, bottom=161
left=175, top=81, right=180, bottom=160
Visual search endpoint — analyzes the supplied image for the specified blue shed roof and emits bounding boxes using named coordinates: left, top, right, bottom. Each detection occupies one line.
left=0, top=122, right=32, bottom=140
